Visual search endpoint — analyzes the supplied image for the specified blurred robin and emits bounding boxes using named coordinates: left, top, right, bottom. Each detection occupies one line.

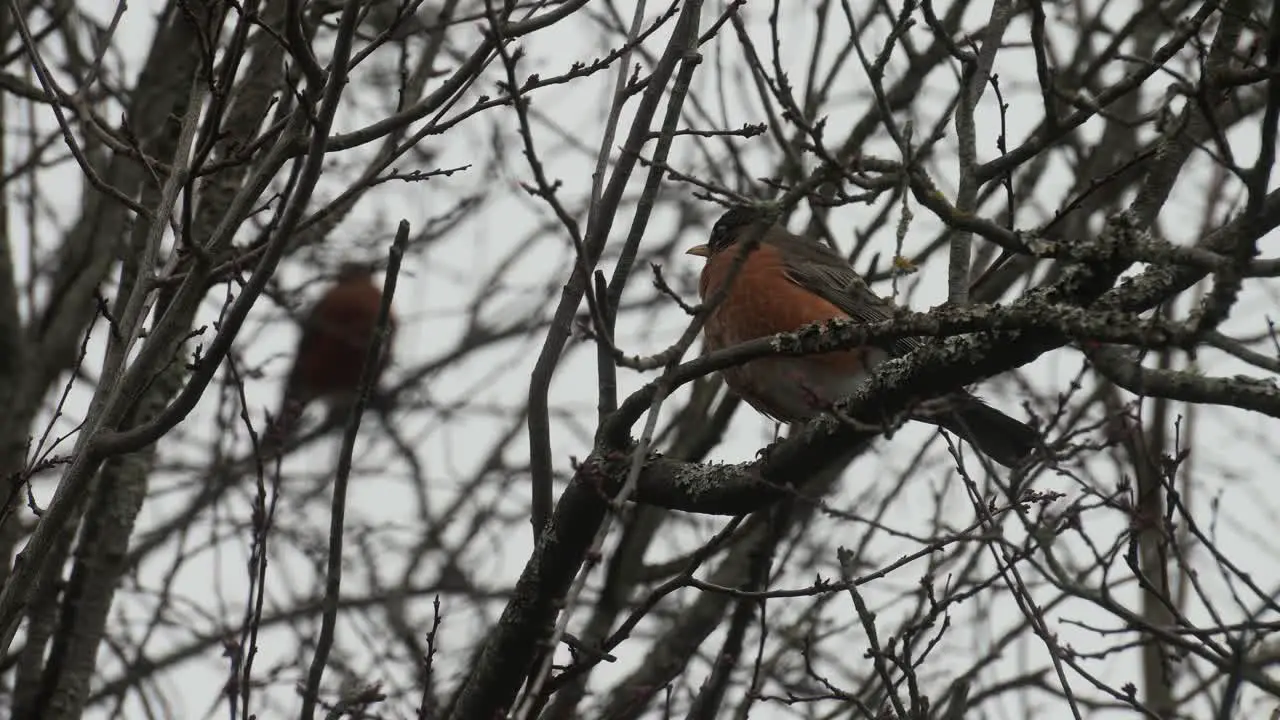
left=263, top=262, right=395, bottom=453
left=686, top=206, right=1037, bottom=468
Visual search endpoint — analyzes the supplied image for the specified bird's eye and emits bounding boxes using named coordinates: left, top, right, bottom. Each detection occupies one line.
left=710, top=230, right=724, bottom=251
left=710, top=222, right=731, bottom=251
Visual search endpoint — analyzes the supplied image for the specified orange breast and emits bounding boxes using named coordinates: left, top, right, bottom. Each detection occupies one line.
left=700, top=244, right=855, bottom=368
left=291, top=281, right=394, bottom=400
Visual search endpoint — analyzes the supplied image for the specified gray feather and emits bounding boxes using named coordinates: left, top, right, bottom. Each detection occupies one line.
left=755, top=224, right=925, bottom=358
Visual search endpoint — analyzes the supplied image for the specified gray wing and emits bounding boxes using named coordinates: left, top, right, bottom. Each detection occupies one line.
left=768, top=230, right=924, bottom=358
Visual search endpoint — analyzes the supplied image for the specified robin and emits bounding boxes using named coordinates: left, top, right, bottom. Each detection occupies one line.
left=685, top=206, right=1038, bottom=468
left=263, top=262, right=395, bottom=452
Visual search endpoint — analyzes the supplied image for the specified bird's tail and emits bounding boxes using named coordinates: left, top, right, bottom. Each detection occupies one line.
left=261, top=395, right=306, bottom=458
left=928, top=392, right=1038, bottom=469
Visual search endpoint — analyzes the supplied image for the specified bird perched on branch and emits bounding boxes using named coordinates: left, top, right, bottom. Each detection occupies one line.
left=685, top=206, right=1037, bottom=468
left=263, top=262, right=395, bottom=454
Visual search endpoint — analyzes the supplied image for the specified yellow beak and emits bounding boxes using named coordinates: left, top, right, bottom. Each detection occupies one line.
left=685, top=244, right=710, bottom=257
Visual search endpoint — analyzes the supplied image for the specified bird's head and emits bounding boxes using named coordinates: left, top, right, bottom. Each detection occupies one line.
left=686, top=204, right=779, bottom=258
